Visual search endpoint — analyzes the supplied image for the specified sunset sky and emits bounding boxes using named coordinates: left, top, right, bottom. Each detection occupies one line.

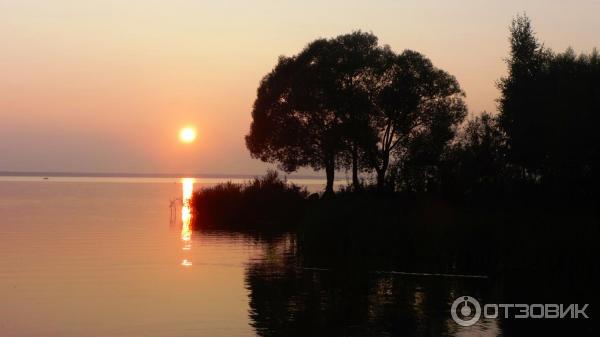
left=1, top=0, right=599, bottom=175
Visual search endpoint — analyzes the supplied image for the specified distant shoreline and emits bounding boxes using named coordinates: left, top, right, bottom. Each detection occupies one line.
left=0, top=171, right=337, bottom=181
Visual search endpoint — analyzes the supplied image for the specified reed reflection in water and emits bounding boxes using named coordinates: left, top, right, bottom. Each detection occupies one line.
left=180, top=178, right=194, bottom=266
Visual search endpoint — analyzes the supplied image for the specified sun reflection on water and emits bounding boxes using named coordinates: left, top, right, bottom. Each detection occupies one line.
left=180, top=178, right=194, bottom=266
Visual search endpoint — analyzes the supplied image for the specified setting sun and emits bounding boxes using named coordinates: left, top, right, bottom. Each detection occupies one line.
left=178, top=127, right=197, bottom=144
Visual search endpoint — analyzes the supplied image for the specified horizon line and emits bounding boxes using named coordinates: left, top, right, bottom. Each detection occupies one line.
left=0, top=170, right=336, bottom=181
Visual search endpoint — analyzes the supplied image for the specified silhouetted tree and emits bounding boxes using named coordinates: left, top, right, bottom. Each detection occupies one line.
left=246, top=32, right=380, bottom=194
left=247, top=33, right=466, bottom=193
left=327, top=32, right=382, bottom=190
left=368, top=50, right=467, bottom=190
left=497, top=14, right=548, bottom=179
left=498, top=14, right=600, bottom=196
left=441, top=112, right=510, bottom=196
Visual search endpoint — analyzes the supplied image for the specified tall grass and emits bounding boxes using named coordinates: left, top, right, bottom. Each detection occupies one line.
left=191, top=170, right=308, bottom=232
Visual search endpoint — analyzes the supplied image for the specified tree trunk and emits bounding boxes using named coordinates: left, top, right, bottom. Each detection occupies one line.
left=324, top=155, right=335, bottom=196
left=376, top=156, right=389, bottom=191
left=351, top=145, right=360, bottom=190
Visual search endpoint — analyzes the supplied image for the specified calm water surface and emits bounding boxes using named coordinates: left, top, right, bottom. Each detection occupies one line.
left=0, top=177, right=521, bottom=336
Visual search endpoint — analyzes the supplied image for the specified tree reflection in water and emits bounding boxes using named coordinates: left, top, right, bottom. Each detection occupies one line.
left=243, top=235, right=499, bottom=337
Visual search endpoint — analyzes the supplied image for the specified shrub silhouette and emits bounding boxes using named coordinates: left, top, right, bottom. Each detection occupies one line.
left=192, top=170, right=308, bottom=231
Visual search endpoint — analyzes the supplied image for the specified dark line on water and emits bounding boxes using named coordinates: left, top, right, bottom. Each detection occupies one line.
left=371, top=270, right=488, bottom=279
left=301, top=267, right=488, bottom=279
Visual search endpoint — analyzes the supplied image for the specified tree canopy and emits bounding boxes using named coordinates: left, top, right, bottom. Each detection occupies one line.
left=247, top=16, right=599, bottom=197
left=498, top=14, right=600, bottom=195
left=246, top=32, right=466, bottom=193
left=368, top=49, right=467, bottom=189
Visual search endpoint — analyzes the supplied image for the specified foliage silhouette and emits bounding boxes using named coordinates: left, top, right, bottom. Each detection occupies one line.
left=246, top=32, right=466, bottom=193
left=498, top=14, right=600, bottom=197
left=367, top=50, right=467, bottom=190
left=246, top=33, right=377, bottom=194
left=439, top=112, right=513, bottom=197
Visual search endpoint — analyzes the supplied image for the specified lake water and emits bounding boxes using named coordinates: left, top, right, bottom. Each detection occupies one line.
left=0, top=177, right=592, bottom=336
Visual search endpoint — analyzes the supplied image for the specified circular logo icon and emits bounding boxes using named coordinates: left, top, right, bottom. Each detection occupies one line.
left=451, top=296, right=481, bottom=326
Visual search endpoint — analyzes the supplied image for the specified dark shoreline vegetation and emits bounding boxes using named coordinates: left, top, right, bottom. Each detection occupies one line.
left=192, top=14, right=598, bottom=313
left=191, top=170, right=309, bottom=231
left=192, top=172, right=598, bottom=277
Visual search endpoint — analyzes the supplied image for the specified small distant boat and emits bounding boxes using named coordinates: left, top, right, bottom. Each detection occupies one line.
left=43, top=177, right=49, bottom=180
